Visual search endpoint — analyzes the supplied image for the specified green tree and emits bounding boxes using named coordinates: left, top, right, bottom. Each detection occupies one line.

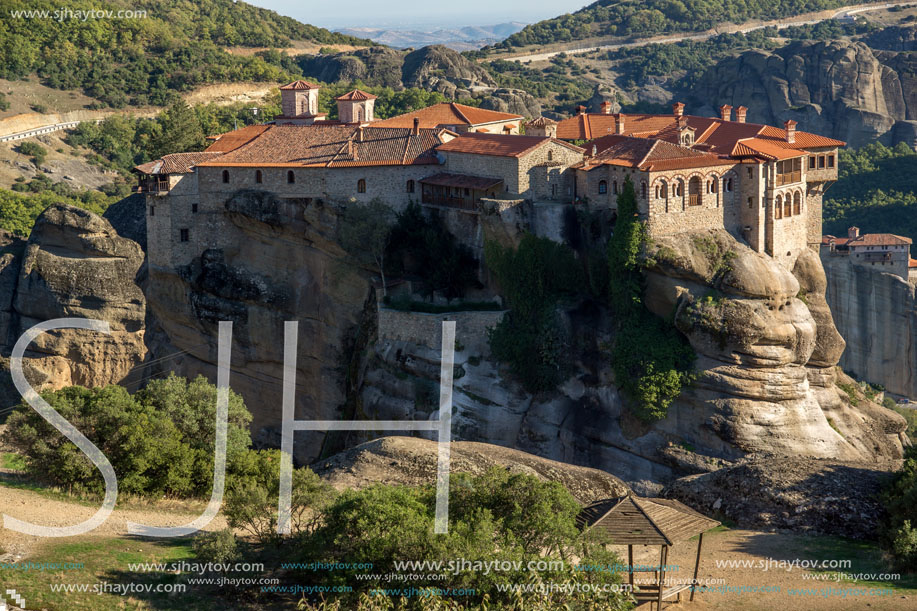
left=338, top=199, right=395, bottom=296
left=150, top=102, right=206, bottom=159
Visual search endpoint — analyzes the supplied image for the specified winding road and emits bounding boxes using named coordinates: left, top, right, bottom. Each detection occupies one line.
left=503, top=1, right=908, bottom=63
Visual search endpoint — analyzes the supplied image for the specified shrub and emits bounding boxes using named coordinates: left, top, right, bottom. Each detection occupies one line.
left=882, top=446, right=917, bottom=570
left=2, top=374, right=253, bottom=497
left=29, top=103, right=47, bottom=114
left=193, top=529, right=240, bottom=566
left=18, top=141, right=46, bottom=166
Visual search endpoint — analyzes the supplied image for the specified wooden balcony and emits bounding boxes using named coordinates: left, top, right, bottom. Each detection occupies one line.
left=421, top=192, right=477, bottom=211
left=688, top=194, right=700, bottom=206
left=775, top=171, right=801, bottom=186
left=135, top=179, right=170, bottom=194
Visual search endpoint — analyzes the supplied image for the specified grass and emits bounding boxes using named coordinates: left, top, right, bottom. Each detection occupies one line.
left=1, top=451, right=25, bottom=471
left=799, top=535, right=917, bottom=592
left=7, top=536, right=219, bottom=610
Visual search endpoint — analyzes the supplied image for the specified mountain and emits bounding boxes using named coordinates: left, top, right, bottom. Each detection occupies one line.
left=0, top=0, right=372, bottom=107
left=334, top=22, right=527, bottom=51
left=488, top=0, right=879, bottom=51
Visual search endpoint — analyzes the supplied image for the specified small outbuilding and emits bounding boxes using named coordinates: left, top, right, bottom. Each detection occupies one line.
left=577, top=495, right=721, bottom=609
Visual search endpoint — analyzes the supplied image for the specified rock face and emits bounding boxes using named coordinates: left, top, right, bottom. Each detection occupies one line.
left=822, top=254, right=917, bottom=399
left=401, top=45, right=497, bottom=96
left=665, top=457, right=900, bottom=539
left=313, top=435, right=629, bottom=504
left=144, top=194, right=375, bottom=460
left=361, top=229, right=905, bottom=493
left=696, top=39, right=917, bottom=148
left=0, top=205, right=147, bottom=403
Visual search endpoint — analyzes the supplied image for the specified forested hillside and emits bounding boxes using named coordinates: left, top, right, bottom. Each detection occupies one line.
left=0, top=0, right=371, bottom=107
left=492, top=0, right=882, bottom=49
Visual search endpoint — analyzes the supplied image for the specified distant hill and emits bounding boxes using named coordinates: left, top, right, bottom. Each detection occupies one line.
left=489, top=0, right=884, bottom=51
left=335, top=22, right=527, bottom=51
left=0, top=0, right=372, bottom=107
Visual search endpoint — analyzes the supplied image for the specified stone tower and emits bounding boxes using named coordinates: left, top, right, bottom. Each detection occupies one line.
left=277, top=80, right=323, bottom=125
left=525, top=116, right=558, bottom=138
left=336, top=89, right=377, bottom=124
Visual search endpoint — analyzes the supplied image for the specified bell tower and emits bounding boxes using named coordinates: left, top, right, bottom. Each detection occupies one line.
left=277, top=80, right=325, bottom=125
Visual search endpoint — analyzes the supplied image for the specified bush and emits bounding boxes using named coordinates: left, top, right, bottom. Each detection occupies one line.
left=18, top=141, right=46, bottom=166
left=2, top=374, right=253, bottom=497
left=881, top=445, right=917, bottom=570
left=193, top=529, right=240, bottom=566
left=29, top=103, right=47, bottom=114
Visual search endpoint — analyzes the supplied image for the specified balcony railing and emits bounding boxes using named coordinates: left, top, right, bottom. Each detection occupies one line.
left=135, top=180, right=170, bottom=194
left=688, top=194, right=700, bottom=206
left=421, top=192, right=477, bottom=211
left=776, top=171, right=801, bottom=186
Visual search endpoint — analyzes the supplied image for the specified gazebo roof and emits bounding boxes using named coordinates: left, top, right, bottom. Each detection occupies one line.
left=577, top=495, right=720, bottom=546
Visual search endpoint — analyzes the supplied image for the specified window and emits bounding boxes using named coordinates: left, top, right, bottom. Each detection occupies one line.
left=180, top=228, right=189, bottom=242
left=818, top=155, right=826, bottom=168
left=775, top=195, right=783, bottom=219
left=827, top=154, right=835, bottom=168
left=709, top=177, right=718, bottom=194
left=809, top=156, right=816, bottom=169
left=255, top=170, right=263, bottom=184
left=551, top=184, right=557, bottom=197
left=776, top=158, right=802, bottom=185
left=547, top=150, right=553, bottom=161
left=149, top=205, right=155, bottom=217
left=406, top=179, right=415, bottom=193
left=192, top=203, right=198, bottom=213
left=793, top=192, right=801, bottom=215
left=598, top=180, right=607, bottom=194
left=784, top=198, right=791, bottom=218
left=747, top=167, right=753, bottom=178
left=688, top=176, right=701, bottom=206
left=660, top=182, right=667, bottom=198
left=655, top=185, right=660, bottom=199
left=222, top=170, right=230, bottom=184
left=287, top=170, right=295, bottom=184
left=747, top=196, right=753, bottom=209
left=357, top=179, right=366, bottom=193
left=726, top=177, right=733, bottom=192
left=641, top=182, right=647, bottom=199
left=613, top=180, right=618, bottom=194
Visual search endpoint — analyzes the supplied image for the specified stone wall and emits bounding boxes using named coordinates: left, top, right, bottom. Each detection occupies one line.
left=376, top=307, right=506, bottom=356
left=822, top=253, right=917, bottom=399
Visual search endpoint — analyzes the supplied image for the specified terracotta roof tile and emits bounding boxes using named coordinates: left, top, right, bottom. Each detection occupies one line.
left=732, top=138, right=802, bottom=160
left=525, top=116, right=557, bottom=127
left=205, top=125, right=271, bottom=153
left=197, top=125, right=445, bottom=168
left=374, top=103, right=522, bottom=129
left=435, top=132, right=549, bottom=157
left=279, top=80, right=319, bottom=90
left=909, top=258, right=917, bottom=269
left=134, top=151, right=224, bottom=175
left=336, top=89, right=377, bottom=101
left=848, top=233, right=913, bottom=247
left=584, top=136, right=732, bottom=171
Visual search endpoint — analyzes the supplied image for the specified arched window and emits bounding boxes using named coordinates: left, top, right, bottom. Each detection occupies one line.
left=726, top=177, right=733, bottom=192
left=793, top=191, right=802, bottom=215
left=222, top=170, right=230, bottom=184
left=613, top=180, right=618, bottom=194
left=406, top=179, right=415, bottom=193
left=598, top=180, right=607, bottom=194
left=357, top=178, right=366, bottom=193
left=287, top=170, right=295, bottom=184
left=709, top=177, right=718, bottom=194
left=655, top=185, right=660, bottom=199
left=255, top=170, right=263, bottom=184
left=547, top=150, right=553, bottom=161
left=660, top=181, right=667, bottom=198
left=675, top=179, right=684, bottom=197
left=775, top=195, right=783, bottom=219
left=641, top=182, right=647, bottom=200
left=784, top=197, right=792, bottom=218
left=688, top=176, right=701, bottom=206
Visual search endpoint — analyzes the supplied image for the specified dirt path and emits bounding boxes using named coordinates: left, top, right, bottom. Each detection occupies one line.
left=500, top=1, right=910, bottom=63
left=0, top=483, right=227, bottom=559
left=616, top=528, right=913, bottom=610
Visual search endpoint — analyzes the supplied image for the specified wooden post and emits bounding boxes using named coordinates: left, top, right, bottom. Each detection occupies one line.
left=657, top=545, right=667, bottom=611
left=628, top=544, right=634, bottom=590
left=690, top=533, right=704, bottom=602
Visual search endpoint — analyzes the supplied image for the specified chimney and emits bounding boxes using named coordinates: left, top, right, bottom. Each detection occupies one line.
left=848, top=226, right=860, bottom=239
left=672, top=102, right=685, bottom=117
left=601, top=100, right=612, bottom=115
left=736, top=106, right=747, bottom=123
left=591, top=144, right=597, bottom=157
left=719, top=104, right=732, bottom=121
left=784, top=119, right=797, bottom=144
left=357, top=126, right=364, bottom=142
left=577, top=105, right=586, bottom=115
left=412, top=117, right=419, bottom=136
left=615, top=113, right=625, bottom=135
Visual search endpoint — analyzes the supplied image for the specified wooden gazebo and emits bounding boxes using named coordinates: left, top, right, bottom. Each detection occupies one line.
left=577, top=495, right=721, bottom=610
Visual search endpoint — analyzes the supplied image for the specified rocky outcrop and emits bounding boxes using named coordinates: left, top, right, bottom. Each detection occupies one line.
left=478, top=89, right=542, bottom=119
left=298, top=47, right=406, bottom=89
left=822, top=254, right=917, bottom=399
left=402, top=45, right=496, bottom=96
left=665, top=457, right=900, bottom=539
left=314, top=435, right=629, bottom=504
left=0, top=205, right=147, bottom=404
left=695, top=39, right=917, bottom=148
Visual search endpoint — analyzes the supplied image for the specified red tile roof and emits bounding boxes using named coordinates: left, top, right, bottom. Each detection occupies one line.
left=373, top=103, right=522, bottom=129
left=909, top=258, right=917, bottom=269
left=134, top=152, right=224, bottom=175
left=556, top=112, right=844, bottom=158
left=336, top=89, right=377, bottom=101
left=525, top=116, right=557, bottom=127
left=205, top=125, right=271, bottom=153
left=848, top=233, right=913, bottom=247
left=279, top=80, right=319, bottom=90
left=580, top=136, right=733, bottom=172
left=196, top=125, right=446, bottom=168
left=435, top=132, right=580, bottom=158
left=731, top=137, right=802, bottom=160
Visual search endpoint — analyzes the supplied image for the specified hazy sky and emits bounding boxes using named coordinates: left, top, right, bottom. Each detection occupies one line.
left=246, top=0, right=589, bottom=29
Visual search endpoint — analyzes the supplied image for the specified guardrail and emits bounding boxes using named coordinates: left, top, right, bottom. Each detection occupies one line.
left=0, top=119, right=101, bottom=143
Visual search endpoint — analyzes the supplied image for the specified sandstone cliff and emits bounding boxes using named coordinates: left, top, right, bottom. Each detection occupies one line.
left=822, top=254, right=917, bottom=399
left=695, top=39, right=917, bottom=148
left=0, top=205, right=147, bottom=405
